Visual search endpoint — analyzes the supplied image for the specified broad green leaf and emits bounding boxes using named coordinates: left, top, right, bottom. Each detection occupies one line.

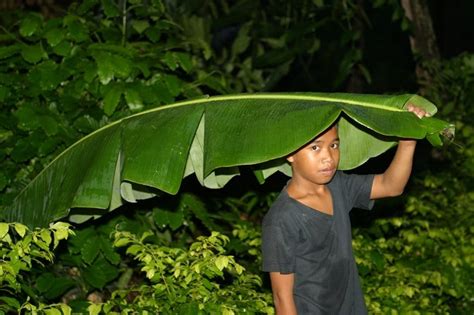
left=6, top=93, right=454, bottom=227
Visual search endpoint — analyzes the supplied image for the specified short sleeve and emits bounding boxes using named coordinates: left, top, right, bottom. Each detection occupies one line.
left=261, top=218, right=299, bottom=274
left=339, top=172, right=375, bottom=210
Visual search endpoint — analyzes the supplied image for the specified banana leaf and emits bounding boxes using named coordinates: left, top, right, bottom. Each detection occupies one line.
left=4, top=93, right=454, bottom=227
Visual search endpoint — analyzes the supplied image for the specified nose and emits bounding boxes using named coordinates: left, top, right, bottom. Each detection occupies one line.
left=321, top=148, right=334, bottom=164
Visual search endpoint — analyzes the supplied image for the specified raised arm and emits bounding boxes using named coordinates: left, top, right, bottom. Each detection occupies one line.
left=371, top=105, right=429, bottom=199
left=270, top=272, right=297, bottom=315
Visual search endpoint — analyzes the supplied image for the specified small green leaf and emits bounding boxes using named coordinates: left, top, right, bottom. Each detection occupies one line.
left=78, top=0, right=99, bottom=14
left=162, top=74, right=182, bottom=97
left=103, top=83, right=123, bottom=116
left=81, top=236, right=100, bottom=264
left=0, top=45, right=21, bottom=60
left=0, top=296, right=21, bottom=309
left=60, top=304, right=72, bottom=315
left=44, top=308, right=61, bottom=315
left=15, top=106, right=41, bottom=131
left=126, top=244, right=142, bottom=255
left=99, top=237, right=120, bottom=265
left=83, top=256, right=119, bottom=288
left=39, top=116, right=59, bottom=136
left=21, top=44, right=45, bottom=64
left=132, top=20, right=150, bottom=34
left=20, top=14, right=43, bottom=37
left=40, top=229, right=52, bottom=245
left=28, top=60, right=67, bottom=91
left=64, top=16, right=89, bottom=42
left=87, top=303, right=102, bottom=315
left=312, top=0, right=324, bottom=7
left=114, top=237, right=130, bottom=247
left=52, top=41, right=73, bottom=57
left=102, top=0, right=120, bottom=18
left=93, top=52, right=132, bottom=84
left=369, top=250, right=385, bottom=270
left=45, top=28, right=65, bottom=47
left=0, top=223, right=9, bottom=239
left=176, top=52, right=193, bottom=73
left=0, top=171, right=7, bottom=191
left=124, top=88, right=143, bottom=112
left=231, top=23, right=251, bottom=58
left=11, top=138, right=36, bottom=162
left=13, top=223, right=27, bottom=238
left=215, top=256, right=229, bottom=271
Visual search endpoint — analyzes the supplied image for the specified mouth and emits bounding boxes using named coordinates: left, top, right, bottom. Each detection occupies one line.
left=319, top=167, right=336, bottom=176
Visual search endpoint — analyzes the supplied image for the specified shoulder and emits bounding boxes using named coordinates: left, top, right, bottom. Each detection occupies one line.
left=330, top=171, right=374, bottom=187
left=263, top=189, right=300, bottom=227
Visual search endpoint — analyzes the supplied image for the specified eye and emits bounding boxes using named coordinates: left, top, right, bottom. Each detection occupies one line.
left=311, top=145, right=319, bottom=151
left=331, top=143, right=339, bottom=149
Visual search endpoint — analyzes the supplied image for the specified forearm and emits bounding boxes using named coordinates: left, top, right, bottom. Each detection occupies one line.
left=270, top=272, right=297, bottom=315
left=380, top=140, right=416, bottom=195
left=273, top=293, right=297, bottom=315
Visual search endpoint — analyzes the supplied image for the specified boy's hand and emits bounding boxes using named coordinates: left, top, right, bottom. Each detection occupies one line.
left=406, top=103, right=430, bottom=119
left=371, top=103, right=431, bottom=199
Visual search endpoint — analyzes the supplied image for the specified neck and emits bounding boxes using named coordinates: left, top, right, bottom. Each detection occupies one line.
left=287, top=175, right=328, bottom=198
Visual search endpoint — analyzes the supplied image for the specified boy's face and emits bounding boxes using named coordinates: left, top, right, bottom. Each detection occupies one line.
left=287, top=126, right=340, bottom=185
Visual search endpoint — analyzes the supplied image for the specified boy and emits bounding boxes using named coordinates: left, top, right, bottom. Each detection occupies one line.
left=261, top=105, right=428, bottom=314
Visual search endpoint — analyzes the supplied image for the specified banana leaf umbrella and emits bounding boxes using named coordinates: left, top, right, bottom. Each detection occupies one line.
left=4, top=93, right=454, bottom=227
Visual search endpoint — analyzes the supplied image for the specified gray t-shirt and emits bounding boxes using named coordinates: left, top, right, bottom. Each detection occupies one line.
left=262, top=171, right=375, bottom=315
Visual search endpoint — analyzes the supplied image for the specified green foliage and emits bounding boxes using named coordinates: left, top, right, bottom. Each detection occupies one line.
left=351, top=53, right=474, bottom=312
left=0, top=222, right=74, bottom=314
left=89, top=230, right=273, bottom=314
left=422, top=53, right=474, bottom=175
left=0, top=1, right=472, bottom=314
left=353, top=170, right=474, bottom=313
left=0, top=0, right=278, bottom=211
